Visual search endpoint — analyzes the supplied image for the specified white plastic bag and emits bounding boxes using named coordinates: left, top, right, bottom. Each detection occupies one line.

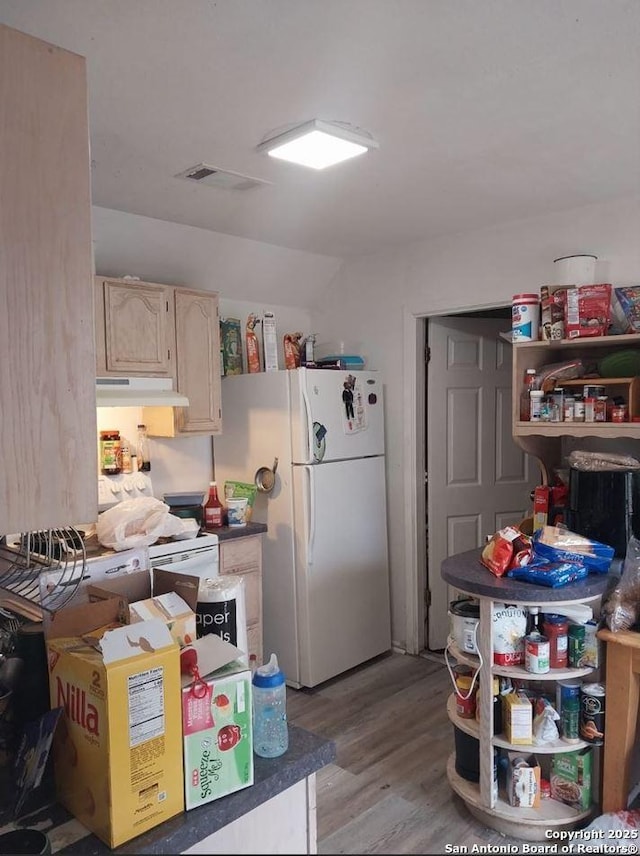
left=96, top=497, right=184, bottom=551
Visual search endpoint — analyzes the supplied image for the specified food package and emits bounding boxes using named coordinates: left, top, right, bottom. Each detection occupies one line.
left=532, top=526, right=615, bottom=574
left=603, top=534, right=640, bottom=632
left=551, top=748, right=592, bottom=810
left=506, top=751, right=540, bottom=807
left=481, top=527, right=532, bottom=577
left=503, top=693, right=533, bottom=745
left=564, top=283, right=612, bottom=339
left=610, top=286, right=640, bottom=334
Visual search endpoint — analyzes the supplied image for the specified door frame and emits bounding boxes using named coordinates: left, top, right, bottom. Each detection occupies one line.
left=402, top=300, right=510, bottom=655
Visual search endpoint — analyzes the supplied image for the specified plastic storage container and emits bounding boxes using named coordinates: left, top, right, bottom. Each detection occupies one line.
left=252, top=653, right=289, bottom=758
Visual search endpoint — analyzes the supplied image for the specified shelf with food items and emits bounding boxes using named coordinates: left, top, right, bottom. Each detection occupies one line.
left=446, top=694, right=591, bottom=753
left=442, top=548, right=608, bottom=840
left=446, top=755, right=594, bottom=839
left=512, top=331, right=640, bottom=471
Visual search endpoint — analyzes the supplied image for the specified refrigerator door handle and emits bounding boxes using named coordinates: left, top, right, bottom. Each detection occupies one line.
left=301, top=379, right=314, bottom=464
left=303, top=464, right=316, bottom=566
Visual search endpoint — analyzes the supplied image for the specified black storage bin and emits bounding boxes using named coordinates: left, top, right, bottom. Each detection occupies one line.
left=453, top=725, right=479, bottom=782
left=566, top=467, right=640, bottom=558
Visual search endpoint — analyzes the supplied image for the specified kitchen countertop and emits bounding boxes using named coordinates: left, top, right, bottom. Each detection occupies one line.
left=1, top=724, right=334, bottom=854
left=215, top=521, right=267, bottom=541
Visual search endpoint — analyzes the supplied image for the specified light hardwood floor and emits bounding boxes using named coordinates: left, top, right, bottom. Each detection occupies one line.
left=287, top=651, right=528, bottom=854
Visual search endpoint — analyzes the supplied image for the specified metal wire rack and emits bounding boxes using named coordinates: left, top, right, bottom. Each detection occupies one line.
left=0, top=527, right=86, bottom=617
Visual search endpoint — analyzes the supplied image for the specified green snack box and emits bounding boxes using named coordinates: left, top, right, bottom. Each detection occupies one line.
left=550, top=747, right=592, bottom=810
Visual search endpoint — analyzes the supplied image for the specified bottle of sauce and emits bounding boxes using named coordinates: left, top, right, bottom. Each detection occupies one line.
left=519, top=369, right=537, bottom=421
left=136, top=424, right=151, bottom=472
left=542, top=613, right=568, bottom=669
left=204, top=481, right=224, bottom=530
left=120, top=438, right=133, bottom=474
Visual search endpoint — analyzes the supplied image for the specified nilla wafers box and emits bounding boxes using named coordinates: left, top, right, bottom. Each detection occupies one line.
left=46, top=597, right=184, bottom=847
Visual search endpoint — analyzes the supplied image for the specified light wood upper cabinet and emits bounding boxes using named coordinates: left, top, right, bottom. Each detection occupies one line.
left=95, top=276, right=222, bottom=436
left=95, top=277, right=175, bottom=376
left=173, top=288, right=222, bottom=434
left=0, top=24, right=98, bottom=534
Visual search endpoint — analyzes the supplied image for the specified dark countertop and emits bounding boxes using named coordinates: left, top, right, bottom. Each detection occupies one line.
left=442, top=547, right=617, bottom=604
left=215, top=521, right=268, bottom=541
left=3, top=725, right=334, bottom=854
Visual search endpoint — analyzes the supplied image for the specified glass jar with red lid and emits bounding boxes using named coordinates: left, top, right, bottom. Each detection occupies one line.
left=542, top=613, right=568, bottom=669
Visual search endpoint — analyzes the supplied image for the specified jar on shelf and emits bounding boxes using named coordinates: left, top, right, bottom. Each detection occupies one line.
left=542, top=613, right=568, bottom=669
left=594, top=396, right=608, bottom=422
left=99, top=430, right=121, bottom=475
left=519, top=369, right=538, bottom=421
left=612, top=404, right=628, bottom=423
left=573, top=395, right=585, bottom=422
left=530, top=390, right=545, bottom=421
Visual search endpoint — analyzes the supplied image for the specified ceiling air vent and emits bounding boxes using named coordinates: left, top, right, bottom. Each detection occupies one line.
left=175, top=163, right=271, bottom=191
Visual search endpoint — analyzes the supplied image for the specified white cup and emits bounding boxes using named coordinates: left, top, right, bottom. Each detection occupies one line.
left=227, top=497, right=248, bottom=527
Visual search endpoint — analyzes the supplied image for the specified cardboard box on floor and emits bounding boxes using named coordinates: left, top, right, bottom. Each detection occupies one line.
left=46, top=595, right=185, bottom=848
left=87, top=567, right=199, bottom=648
left=180, top=634, right=253, bottom=810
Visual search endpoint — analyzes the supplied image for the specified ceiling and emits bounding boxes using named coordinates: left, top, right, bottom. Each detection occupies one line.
left=1, top=0, right=639, bottom=260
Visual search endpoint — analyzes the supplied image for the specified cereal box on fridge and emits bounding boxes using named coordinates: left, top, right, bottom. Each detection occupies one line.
left=46, top=597, right=184, bottom=848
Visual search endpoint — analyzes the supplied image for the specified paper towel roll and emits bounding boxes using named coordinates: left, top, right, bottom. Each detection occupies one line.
left=196, top=576, right=248, bottom=662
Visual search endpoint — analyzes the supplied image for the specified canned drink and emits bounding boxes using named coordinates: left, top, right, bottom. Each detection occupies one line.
left=568, top=624, right=586, bottom=668
left=557, top=679, right=581, bottom=743
left=525, top=633, right=550, bottom=674
left=579, top=683, right=605, bottom=745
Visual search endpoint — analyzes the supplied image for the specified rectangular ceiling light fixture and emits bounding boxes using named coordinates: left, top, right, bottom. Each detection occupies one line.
left=258, top=119, right=378, bottom=170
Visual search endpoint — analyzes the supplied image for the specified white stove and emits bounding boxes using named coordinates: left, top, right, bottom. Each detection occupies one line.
left=148, top=533, right=219, bottom=577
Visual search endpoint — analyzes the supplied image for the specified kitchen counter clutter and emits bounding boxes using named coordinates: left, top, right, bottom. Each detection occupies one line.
left=441, top=548, right=613, bottom=841
left=0, top=725, right=335, bottom=855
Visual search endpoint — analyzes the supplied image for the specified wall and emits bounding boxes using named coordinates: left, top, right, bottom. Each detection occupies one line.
left=312, top=194, right=640, bottom=650
left=92, top=206, right=339, bottom=497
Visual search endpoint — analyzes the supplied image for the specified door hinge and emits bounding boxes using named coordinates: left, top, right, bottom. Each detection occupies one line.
left=425, top=588, right=432, bottom=609
left=425, top=346, right=431, bottom=364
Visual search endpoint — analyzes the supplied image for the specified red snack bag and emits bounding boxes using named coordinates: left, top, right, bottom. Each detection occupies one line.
left=481, top=526, right=532, bottom=577
left=564, top=284, right=612, bottom=339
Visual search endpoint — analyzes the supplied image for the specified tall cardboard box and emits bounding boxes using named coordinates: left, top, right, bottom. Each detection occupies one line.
left=181, top=635, right=253, bottom=809
left=46, top=598, right=185, bottom=848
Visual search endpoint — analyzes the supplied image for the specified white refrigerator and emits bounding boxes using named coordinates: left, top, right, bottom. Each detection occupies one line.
left=214, top=368, right=391, bottom=688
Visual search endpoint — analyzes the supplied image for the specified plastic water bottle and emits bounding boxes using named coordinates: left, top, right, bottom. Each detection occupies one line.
left=252, top=653, right=288, bottom=758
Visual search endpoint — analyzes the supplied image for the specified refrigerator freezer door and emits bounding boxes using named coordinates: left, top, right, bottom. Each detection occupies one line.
left=290, top=369, right=384, bottom=463
left=292, top=455, right=391, bottom=687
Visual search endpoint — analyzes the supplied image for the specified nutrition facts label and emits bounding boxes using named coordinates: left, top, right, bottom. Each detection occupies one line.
left=128, top=667, right=165, bottom=747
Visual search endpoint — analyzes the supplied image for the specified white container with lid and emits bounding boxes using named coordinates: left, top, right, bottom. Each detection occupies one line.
left=553, top=254, right=598, bottom=286
left=512, top=293, right=540, bottom=342
left=530, top=390, right=545, bottom=421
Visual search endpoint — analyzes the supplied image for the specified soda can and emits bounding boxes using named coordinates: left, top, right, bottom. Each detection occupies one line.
left=568, top=623, right=586, bottom=668
left=579, top=682, right=605, bottom=745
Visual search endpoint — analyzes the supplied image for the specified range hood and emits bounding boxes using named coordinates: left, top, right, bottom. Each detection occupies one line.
left=96, top=377, right=190, bottom=407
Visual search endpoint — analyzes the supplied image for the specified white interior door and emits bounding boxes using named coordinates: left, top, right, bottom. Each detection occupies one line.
left=426, top=316, right=541, bottom=650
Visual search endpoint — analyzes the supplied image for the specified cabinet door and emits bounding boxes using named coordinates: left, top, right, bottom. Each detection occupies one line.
left=220, top=537, right=263, bottom=663
left=100, top=278, right=175, bottom=376
left=0, top=25, right=97, bottom=533
left=174, top=289, right=222, bottom=434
